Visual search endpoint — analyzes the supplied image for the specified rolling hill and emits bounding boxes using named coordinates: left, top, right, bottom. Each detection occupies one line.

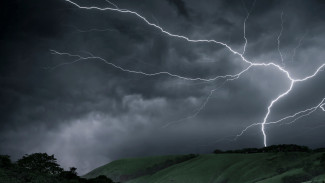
left=84, top=152, right=325, bottom=183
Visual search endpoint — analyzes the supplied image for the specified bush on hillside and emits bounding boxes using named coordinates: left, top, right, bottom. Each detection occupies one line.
left=213, top=149, right=224, bottom=154
left=261, top=144, right=310, bottom=153
left=214, top=144, right=311, bottom=154
left=87, top=175, right=115, bottom=183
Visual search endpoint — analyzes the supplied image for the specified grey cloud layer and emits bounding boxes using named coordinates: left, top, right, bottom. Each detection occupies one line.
left=1, top=0, right=325, bottom=174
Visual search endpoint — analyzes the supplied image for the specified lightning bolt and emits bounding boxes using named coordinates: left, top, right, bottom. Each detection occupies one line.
left=151, top=15, right=160, bottom=26
left=236, top=97, right=325, bottom=139
left=277, top=98, right=325, bottom=125
left=241, top=0, right=256, bottom=55
left=162, top=81, right=229, bottom=128
left=56, top=0, right=325, bottom=147
left=277, top=11, right=285, bottom=66
left=162, top=89, right=216, bottom=128
left=321, top=103, right=325, bottom=111
left=48, top=50, right=249, bottom=82
left=291, top=31, right=307, bottom=63
left=104, top=0, right=119, bottom=9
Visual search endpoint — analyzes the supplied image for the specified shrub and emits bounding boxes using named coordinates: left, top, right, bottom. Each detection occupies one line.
left=213, top=149, right=224, bottom=154
left=88, top=175, right=114, bottom=183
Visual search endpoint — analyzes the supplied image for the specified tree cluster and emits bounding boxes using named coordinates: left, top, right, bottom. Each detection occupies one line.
left=0, top=153, right=117, bottom=183
left=213, top=144, right=320, bottom=154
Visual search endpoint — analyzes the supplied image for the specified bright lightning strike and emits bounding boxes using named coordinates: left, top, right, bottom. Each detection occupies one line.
left=56, top=0, right=325, bottom=147
left=236, top=97, right=325, bottom=138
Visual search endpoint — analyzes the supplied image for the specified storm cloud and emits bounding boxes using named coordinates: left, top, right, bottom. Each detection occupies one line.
left=1, top=0, right=325, bottom=174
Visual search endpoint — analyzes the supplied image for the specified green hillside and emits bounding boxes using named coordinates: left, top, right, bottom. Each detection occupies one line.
left=83, top=154, right=197, bottom=181
left=84, top=152, right=325, bottom=183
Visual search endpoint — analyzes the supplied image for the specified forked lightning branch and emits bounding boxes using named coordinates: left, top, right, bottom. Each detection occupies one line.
left=50, top=0, right=325, bottom=147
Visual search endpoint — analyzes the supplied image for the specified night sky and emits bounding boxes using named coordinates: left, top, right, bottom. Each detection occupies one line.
left=1, top=0, right=325, bottom=174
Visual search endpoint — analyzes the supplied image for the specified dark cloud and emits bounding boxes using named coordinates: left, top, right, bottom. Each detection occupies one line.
left=166, top=0, right=190, bottom=18
left=1, top=0, right=325, bottom=175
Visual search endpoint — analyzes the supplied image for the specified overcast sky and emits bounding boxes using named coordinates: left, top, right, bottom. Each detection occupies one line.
left=1, top=0, right=325, bottom=174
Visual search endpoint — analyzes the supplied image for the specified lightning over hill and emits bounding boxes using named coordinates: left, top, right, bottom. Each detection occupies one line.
left=1, top=0, right=325, bottom=175
left=50, top=0, right=325, bottom=147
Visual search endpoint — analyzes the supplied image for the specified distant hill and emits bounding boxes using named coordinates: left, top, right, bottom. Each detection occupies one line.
left=84, top=151, right=325, bottom=183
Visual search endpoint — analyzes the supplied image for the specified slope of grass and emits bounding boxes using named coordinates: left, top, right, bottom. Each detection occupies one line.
left=85, top=152, right=324, bottom=183
left=83, top=155, right=190, bottom=182
left=256, top=168, right=305, bottom=183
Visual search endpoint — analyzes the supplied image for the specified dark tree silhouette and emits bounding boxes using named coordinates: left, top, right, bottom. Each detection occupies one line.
left=0, top=153, right=117, bottom=183
left=88, top=175, right=115, bottom=183
left=17, top=153, right=63, bottom=175
left=0, top=155, right=12, bottom=169
left=214, top=144, right=311, bottom=154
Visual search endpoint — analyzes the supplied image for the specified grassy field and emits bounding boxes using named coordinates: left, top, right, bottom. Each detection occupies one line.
left=84, top=152, right=325, bottom=183
left=83, top=155, right=189, bottom=181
